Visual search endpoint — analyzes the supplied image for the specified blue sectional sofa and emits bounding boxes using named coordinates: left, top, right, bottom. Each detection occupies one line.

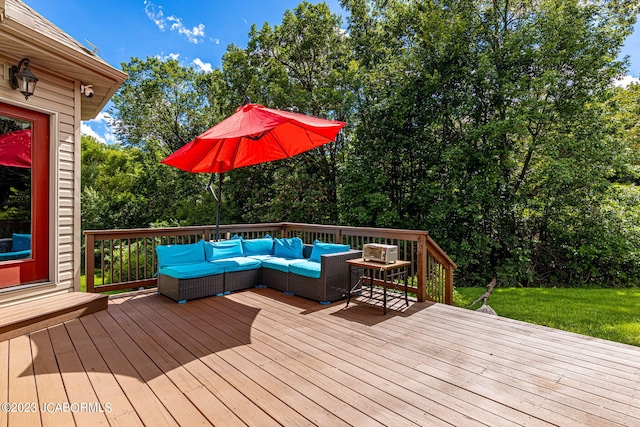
left=156, top=235, right=361, bottom=304
left=0, top=233, right=31, bottom=261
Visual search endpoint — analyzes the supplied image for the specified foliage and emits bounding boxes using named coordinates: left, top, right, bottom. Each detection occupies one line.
left=221, top=1, right=358, bottom=224
left=339, top=0, right=639, bottom=286
left=106, top=57, right=225, bottom=227
left=93, top=0, right=640, bottom=288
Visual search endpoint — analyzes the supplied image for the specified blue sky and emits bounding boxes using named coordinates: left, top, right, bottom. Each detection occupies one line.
left=22, top=0, right=640, bottom=145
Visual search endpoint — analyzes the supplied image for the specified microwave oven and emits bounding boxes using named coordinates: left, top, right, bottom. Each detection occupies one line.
left=362, top=244, right=398, bottom=264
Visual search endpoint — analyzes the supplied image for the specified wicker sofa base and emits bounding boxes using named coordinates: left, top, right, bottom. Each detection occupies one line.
left=261, top=268, right=289, bottom=293
left=158, top=273, right=224, bottom=303
left=225, top=269, right=261, bottom=293
left=288, top=251, right=362, bottom=304
left=288, top=274, right=359, bottom=304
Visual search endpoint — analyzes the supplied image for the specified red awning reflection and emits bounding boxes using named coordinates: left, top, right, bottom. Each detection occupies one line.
left=0, top=129, right=31, bottom=168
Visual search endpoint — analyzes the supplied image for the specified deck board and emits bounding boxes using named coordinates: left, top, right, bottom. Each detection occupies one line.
left=0, top=292, right=108, bottom=342
left=231, top=293, right=549, bottom=426
left=233, top=291, right=551, bottom=426
left=30, top=329, right=76, bottom=427
left=2, top=287, right=640, bottom=426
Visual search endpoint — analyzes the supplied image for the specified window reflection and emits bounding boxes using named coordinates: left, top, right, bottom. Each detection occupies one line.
left=0, top=115, right=32, bottom=261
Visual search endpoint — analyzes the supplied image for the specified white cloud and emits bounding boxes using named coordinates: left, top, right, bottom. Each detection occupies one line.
left=81, top=122, right=106, bottom=144
left=167, top=16, right=206, bottom=44
left=156, top=52, right=180, bottom=62
left=82, top=112, right=118, bottom=145
left=145, top=1, right=205, bottom=44
left=614, top=74, right=640, bottom=88
left=144, top=0, right=165, bottom=30
left=193, top=58, right=213, bottom=73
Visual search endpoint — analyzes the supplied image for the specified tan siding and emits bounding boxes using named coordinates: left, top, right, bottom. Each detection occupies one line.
left=58, top=206, right=73, bottom=218
left=59, top=150, right=74, bottom=163
left=0, top=61, right=77, bottom=303
left=1, top=0, right=126, bottom=303
left=59, top=160, right=73, bottom=173
left=60, top=178, right=73, bottom=189
left=59, top=122, right=73, bottom=136
left=59, top=169, right=72, bottom=181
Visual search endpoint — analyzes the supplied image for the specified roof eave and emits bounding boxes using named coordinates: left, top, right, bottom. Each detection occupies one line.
left=1, top=12, right=127, bottom=120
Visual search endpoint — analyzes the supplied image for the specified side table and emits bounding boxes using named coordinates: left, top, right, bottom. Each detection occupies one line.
left=346, top=258, right=411, bottom=315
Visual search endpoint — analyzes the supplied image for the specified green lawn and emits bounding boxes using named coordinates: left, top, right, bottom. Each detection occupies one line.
left=454, top=287, right=640, bottom=347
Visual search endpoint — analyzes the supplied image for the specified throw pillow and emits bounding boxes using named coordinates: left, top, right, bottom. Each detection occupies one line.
left=309, top=240, right=350, bottom=262
left=204, top=238, right=245, bottom=260
left=273, top=237, right=304, bottom=259
left=242, top=234, right=274, bottom=256
left=12, top=233, right=31, bottom=251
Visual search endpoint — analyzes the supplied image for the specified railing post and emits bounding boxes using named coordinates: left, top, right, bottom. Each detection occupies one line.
left=417, top=234, right=427, bottom=302
left=85, top=232, right=95, bottom=293
left=445, top=263, right=454, bottom=305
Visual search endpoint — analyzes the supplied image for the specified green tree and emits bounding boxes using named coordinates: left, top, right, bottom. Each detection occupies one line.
left=81, top=135, right=148, bottom=230
left=340, top=0, right=638, bottom=286
left=108, top=57, right=228, bottom=226
left=221, top=1, right=358, bottom=224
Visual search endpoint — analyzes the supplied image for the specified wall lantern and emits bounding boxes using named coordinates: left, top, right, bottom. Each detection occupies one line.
left=9, top=58, right=39, bottom=100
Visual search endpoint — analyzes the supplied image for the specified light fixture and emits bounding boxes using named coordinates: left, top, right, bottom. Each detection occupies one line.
left=9, top=58, right=39, bottom=100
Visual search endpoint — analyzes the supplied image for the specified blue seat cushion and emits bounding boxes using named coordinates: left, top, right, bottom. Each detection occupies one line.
left=159, top=262, right=225, bottom=279
left=156, top=240, right=205, bottom=269
left=241, top=235, right=274, bottom=256
left=246, top=254, right=273, bottom=262
left=289, top=260, right=322, bottom=279
left=210, top=256, right=262, bottom=273
left=204, top=239, right=245, bottom=260
left=309, top=240, right=350, bottom=262
left=0, top=250, right=31, bottom=261
left=261, top=257, right=305, bottom=273
left=273, top=237, right=304, bottom=259
left=12, top=233, right=31, bottom=251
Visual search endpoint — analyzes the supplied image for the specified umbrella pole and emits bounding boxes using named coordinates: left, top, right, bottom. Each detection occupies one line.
left=216, top=173, right=223, bottom=241
left=206, top=173, right=223, bottom=241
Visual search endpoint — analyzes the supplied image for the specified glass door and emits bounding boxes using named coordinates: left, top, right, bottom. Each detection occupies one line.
left=0, top=103, right=49, bottom=288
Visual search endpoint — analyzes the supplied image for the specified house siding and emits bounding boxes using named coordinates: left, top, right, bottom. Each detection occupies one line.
left=0, top=57, right=79, bottom=305
left=0, top=0, right=125, bottom=306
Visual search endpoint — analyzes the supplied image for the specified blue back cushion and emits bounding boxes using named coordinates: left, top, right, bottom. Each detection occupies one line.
left=12, top=233, right=31, bottom=251
left=273, top=237, right=304, bottom=259
left=156, top=240, right=205, bottom=269
left=241, top=234, right=274, bottom=256
left=309, top=240, right=350, bottom=262
left=204, top=238, right=244, bottom=260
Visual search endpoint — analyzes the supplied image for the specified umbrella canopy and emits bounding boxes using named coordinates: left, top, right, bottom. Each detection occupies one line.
left=161, top=103, right=346, bottom=173
left=0, top=129, right=31, bottom=168
left=161, top=102, right=346, bottom=240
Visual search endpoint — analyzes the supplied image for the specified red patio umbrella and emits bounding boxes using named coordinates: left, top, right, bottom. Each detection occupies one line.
left=161, top=101, right=346, bottom=239
left=0, top=129, right=31, bottom=168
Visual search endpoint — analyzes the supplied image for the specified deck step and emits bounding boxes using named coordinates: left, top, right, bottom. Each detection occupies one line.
left=0, top=292, right=108, bottom=342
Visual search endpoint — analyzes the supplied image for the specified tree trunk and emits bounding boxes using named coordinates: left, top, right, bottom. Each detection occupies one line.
left=471, top=275, right=497, bottom=315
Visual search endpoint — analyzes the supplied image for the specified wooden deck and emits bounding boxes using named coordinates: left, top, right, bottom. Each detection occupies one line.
left=2, top=287, right=639, bottom=426
left=0, top=292, right=108, bottom=343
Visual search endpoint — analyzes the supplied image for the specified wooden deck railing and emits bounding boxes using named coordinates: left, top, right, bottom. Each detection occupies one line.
left=84, top=222, right=457, bottom=304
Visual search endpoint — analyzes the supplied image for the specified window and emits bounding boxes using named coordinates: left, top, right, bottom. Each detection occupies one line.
left=0, top=103, right=49, bottom=288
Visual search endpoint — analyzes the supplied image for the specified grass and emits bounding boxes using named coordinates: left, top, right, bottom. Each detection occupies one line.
left=454, top=287, right=640, bottom=347
left=79, top=274, right=153, bottom=295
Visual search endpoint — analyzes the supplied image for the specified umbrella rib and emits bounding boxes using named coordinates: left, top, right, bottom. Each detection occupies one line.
left=247, top=130, right=271, bottom=141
